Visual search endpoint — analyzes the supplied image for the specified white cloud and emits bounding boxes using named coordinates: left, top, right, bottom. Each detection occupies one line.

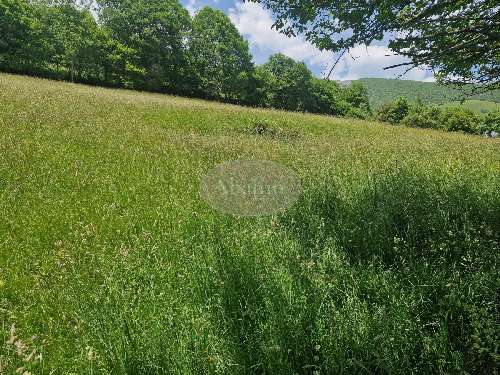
left=228, top=2, right=333, bottom=68
left=228, top=2, right=435, bottom=82
left=330, top=45, right=435, bottom=81
left=185, top=0, right=220, bottom=16
left=185, top=0, right=200, bottom=16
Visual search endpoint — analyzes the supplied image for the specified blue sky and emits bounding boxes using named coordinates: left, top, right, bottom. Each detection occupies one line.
left=182, top=0, right=435, bottom=82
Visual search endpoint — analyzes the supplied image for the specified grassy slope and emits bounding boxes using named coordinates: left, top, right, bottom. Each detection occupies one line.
left=0, top=73, right=499, bottom=374
left=357, top=77, right=500, bottom=110
left=441, top=99, right=500, bottom=115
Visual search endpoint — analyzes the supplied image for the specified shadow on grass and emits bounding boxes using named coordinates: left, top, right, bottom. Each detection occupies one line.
left=194, top=169, right=499, bottom=373
left=282, top=168, right=499, bottom=268
left=87, top=169, right=499, bottom=374
left=207, top=242, right=322, bottom=374
left=278, top=168, right=499, bottom=373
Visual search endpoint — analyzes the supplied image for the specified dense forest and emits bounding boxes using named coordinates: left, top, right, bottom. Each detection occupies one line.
left=0, top=0, right=371, bottom=118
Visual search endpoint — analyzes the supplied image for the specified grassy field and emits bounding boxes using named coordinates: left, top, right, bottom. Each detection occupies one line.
left=0, top=73, right=499, bottom=374
left=355, top=78, right=500, bottom=110
left=441, top=100, right=500, bottom=115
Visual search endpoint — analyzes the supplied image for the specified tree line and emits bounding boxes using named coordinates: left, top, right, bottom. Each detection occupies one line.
left=376, top=97, right=500, bottom=136
left=0, top=0, right=371, bottom=118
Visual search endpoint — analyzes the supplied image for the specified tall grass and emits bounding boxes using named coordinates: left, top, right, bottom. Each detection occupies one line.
left=0, top=73, right=498, bottom=374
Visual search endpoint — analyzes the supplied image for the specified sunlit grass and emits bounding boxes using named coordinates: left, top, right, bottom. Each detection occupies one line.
left=0, top=73, right=498, bottom=374
left=441, top=99, right=500, bottom=114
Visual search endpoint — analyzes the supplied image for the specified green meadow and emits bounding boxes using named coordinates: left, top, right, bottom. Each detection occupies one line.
left=1, top=73, right=499, bottom=374
left=442, top=100, right=500, bottom=115
left=357, top=77, right=500, bottom=111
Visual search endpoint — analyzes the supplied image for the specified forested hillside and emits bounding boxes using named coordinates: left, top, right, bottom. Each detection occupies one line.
left=354, top=78, right=500, bottom=108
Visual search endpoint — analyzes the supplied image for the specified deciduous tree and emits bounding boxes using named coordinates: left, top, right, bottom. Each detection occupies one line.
left=189, top=7, right=254, bottom=102
left=251, top=0, right=500, bottom=92
left=98, top=0, right=191, bottom=93
left=257, top=53, right=314, bottom=111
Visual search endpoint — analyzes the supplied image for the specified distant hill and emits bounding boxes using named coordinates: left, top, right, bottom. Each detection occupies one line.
left=343, top=78, right=500, bottom=109
left=441, top=99, right=500, bottom=115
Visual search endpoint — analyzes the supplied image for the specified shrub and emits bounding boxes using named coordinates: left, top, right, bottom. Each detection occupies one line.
left=345, top=106, right=371, bottom=120
left=439, top=107, right=480, bottom=134
left=478, top=110, right=500, bottom=133
left=309, top=78, right=350, bottom=116
left=377, top=97, right=410, bottom=124
left=343, top=82, right=371, bottom=116
left=378, top=98, right=489, bottom=135
left=401, top=105, right=443, bottom=129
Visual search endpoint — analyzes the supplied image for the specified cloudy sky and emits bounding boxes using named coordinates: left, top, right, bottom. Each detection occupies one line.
left=182, top=0, right=435, bottom=82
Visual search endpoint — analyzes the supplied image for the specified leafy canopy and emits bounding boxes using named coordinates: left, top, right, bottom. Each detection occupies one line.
left=97, top=0, right=191, bottom=92
left=256, top=53, right=314, bottom=111
left=189, top=7, right=254, bottom=102
left=250, top=0, right=500, bottom=92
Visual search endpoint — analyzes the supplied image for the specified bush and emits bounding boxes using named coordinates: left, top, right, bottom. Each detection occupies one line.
left=401, top=105, right=443, bottom=129
left=309, top=78, right=350, bottom=116
left=343, top=82, right=371, bottom=116
left=478, top=110, right=500, bottom=133
left=377, top=97, right=409, bottom=124
left=378, top=98, right=490, bottom=135
left=242, top=118, right=300, bottom=140
left=345, top=106, right=371, bottom=120
left=439, top=107, right=480, bottom=134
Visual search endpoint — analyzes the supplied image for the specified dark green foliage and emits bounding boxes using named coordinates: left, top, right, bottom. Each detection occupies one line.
left=242, top=118, right=300, bottom=140
left=401, top=105, right=442, bottom=129
left=95, top=30, right=144, bottom=88
left=342, top=81, right=372, bottom=118
left=252, top=56, right=370, bottom=118
left=98, top=0, right=191, bottom=93
left=377, top=97, right=409, bottom=124
left=309, top=78, right=350, bottom=116
left=479, top=110, right=500, bottom=133
left=255, top=53, right=314, bottom=112
left=378, top=98, right=499, bottom=135
left=189, top=7, right=253, bottom=102
left=439, top=108, right=480, bottom=134
left=33, top=2, right=110, bottom=82
left=252, top=0, right=500, bottom=91
left=0, top=0, right=35, bottom=72
left=0, top=0, right=143, bottom=85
